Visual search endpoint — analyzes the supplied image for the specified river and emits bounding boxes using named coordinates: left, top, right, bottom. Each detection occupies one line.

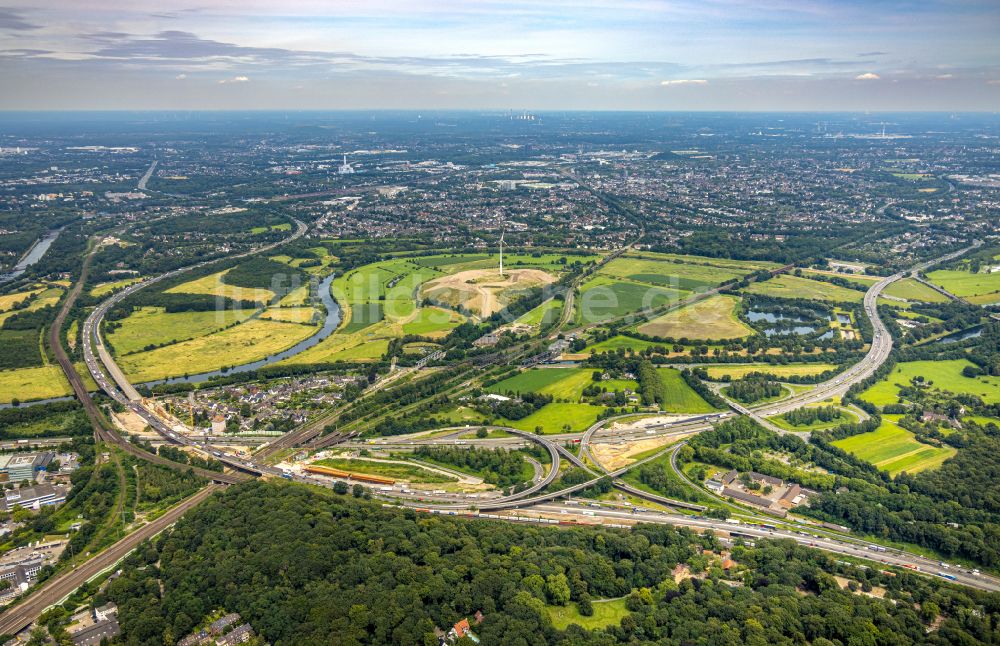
left=0, top=228, right=62, bottom=284
left=137, top=273, right=342, bottom=388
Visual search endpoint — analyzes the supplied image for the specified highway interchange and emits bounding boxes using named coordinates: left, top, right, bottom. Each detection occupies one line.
left=79, top=230, right=998, bottom=592
left=1, top=227, right=994, bottom=637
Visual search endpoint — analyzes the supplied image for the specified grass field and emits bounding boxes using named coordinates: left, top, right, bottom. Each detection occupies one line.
left=620, top=250, right=779, bottom=271
left=860, top=359, right=1000, bottom=406
left=108, top=307, right=256, bottom=355
left=435, top=406, right=489, bottom=426
left=503, top=402, right=605, bottom=434
left=259, top=307, right=317, bottom=323
left=964, top=416, right=1000, bottom=429
left=745, top=274, right=863, bottom=303
left=277, top=284, right=310, bottom=307
left=318, top=339, right=390, bottom=362
left=89, top=278, right=143, bottom=298
left=119, top=318, right=318, bottom=382
left=312, top=457, right=456, bottom=483
left=67, top=319, right=79, bottom=350
left=488, top=368, right=595, bottom=400
left=882, top=278, right=949, bottom=303
left=399, top=306, right=464, bottom=338
left=250, top=222, right=292, bottom=234
left=657, top=368, right=720, bottom=412
left=305, top=253, right=575, bottom=363
left=702, top=363, right=837, bottom=380
left=601, top=256, right=745, bottom=290
left=0, top=286, right=46, bottom=311
left=769, top=405, right=859, bottom=432
left=516, top=299, right=562, bottom=327
left=340, top=302, right=384, bottom=334
left=802, top=270, right=879, bottom=289
left=636, top=295, right=752, bottom=340
left=546, top=598, right=629, bottom=631
left=0, top=286, right=63, bottom=328
left=0, top=365, right=72, bottom=403
left=925, top=268, right=1000, bottom=305
left=832, top=416, right=955, bottom=476
left=576, top=275, right=685, bottom=324
left=587, top=335, right=667, bottom=354
left=411, top=252, right=600, bottom=273
left=274, top=328, right=388, bottom=364
left=0, top=363, right=97, bottom=403
left=165, top=269, right=275, bottom=303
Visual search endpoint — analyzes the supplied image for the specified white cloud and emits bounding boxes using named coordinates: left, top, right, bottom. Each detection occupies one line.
left=855, top=72, right=880, bottom=80
left=175, top=73, right=187, bottom=80
left=934, top=74, right=953, bottom=80
left=660, top=79, right=707, bottom=86
left=218, top=75, right=250, bottom=84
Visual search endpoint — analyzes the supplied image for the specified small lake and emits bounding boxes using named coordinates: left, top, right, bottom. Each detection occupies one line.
left=750, top=309, right=833, bottom=338
left=747, top=310, right=808, bottom=324
left=936, top=325, right=984, bottom=345
left=137, top=273, right=342, bottom=388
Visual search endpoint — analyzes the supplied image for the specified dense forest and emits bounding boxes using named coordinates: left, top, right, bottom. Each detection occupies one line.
left=412, top=445, right=534, bottom=489
left=724, top=373, right=785, bottom=404
left=97, top=482, right=999, bottom=645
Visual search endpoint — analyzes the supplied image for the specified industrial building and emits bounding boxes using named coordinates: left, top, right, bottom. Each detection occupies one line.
left=0, top=452, right=55, bottom=483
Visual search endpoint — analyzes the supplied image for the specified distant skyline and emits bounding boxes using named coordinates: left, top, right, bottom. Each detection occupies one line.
left=1, top=1, right=998, bottom=111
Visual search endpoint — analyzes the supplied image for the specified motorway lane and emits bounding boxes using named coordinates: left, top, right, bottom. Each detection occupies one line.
left=525, top=502, right=1000, bottom=592
left=754, top=243, right=979, bottom=419
left=0, top=485, right=221, bottom=637
left=137, top=160, right=157, bottom=191
left=82, top=220, right=309, bottom=476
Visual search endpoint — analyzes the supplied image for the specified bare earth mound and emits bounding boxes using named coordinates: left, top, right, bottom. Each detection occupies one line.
left=421, top=268, right=555, bottom=317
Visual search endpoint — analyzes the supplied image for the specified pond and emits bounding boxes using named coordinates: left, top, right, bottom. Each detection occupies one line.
left=935, top=325, right=984, bottom=345
left=750, top=308, right=832, bottom=338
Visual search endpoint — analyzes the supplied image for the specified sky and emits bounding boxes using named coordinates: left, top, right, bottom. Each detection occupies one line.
left=0, top=0, right=998, bottom=111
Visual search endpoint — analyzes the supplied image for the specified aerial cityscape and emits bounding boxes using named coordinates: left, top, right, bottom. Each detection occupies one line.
left=0, top=2, right=999, bottom=645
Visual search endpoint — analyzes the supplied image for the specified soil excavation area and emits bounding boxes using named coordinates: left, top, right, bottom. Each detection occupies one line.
left=420, top=268, right=555, bottom=317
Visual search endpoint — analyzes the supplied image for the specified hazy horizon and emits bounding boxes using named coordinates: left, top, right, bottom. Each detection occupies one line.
left=1, top=1, right=998, bottom=111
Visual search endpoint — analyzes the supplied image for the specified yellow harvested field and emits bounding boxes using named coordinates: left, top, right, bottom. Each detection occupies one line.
left=165, top=269, right=275, bottom=303
left=0, top=287, right=46, bottom=311
left=277, top=284, right=310, bottom=306
left=702, top=363, right=837, bottom=379
left=0, top=365, right=71, bottom=403
left=420, top=268, right=555, bottom=317
left=0, top=363, right=94, bottom=403
left=260, top=307, right=318, bottom=323
left=636, top=295, right=752, bottom=340
left=277, top=329, right=388, bottom=365
left=90, top=277, right=143, bottom=297
left=119, top=318, right=318, bottom=382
